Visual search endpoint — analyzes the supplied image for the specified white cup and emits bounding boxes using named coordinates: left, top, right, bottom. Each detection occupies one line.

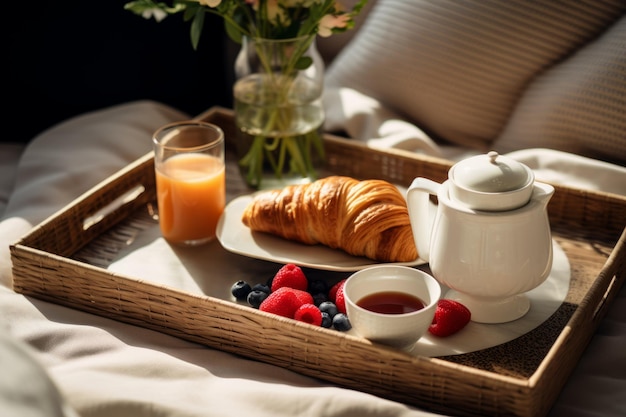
left=344, top=265, right=441, bottom=351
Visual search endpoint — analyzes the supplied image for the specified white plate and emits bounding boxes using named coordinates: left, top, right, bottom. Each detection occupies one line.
left=216, top=195, right=424, bottom=272
left=404, top=239, right=571, bottom=357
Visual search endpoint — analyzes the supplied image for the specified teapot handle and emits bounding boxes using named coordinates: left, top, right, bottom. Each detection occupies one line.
left=406, top=178, right=440, bottom=262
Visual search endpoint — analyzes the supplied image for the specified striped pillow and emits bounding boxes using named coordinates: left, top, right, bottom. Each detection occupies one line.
left=493, top=15, right=626, bottom=164
left=325, top=0, right=625, bottom=153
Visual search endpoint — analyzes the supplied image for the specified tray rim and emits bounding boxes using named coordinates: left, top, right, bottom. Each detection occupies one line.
left=10, top=106, right=626, bottom=417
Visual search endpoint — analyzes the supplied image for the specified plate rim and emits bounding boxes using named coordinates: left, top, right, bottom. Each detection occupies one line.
left=216, top=194, right=424, bottom=272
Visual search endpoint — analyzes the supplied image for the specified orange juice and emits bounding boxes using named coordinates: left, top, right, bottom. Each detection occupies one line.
left=155, top=153, right=225, bottom=245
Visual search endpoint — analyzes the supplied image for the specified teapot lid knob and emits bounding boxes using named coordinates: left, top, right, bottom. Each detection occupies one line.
left=451, top=151, right=532, bottom=194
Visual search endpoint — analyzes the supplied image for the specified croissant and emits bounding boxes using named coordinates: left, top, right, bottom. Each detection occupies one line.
left=240, top=176, right=418, bottom=262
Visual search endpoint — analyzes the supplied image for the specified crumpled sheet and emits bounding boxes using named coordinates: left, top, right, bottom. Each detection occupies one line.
left=0, top=100, right=624, bottom=417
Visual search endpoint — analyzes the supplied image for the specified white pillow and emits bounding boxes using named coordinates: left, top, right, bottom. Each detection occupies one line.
left=493, top=15, right=626, bottom=164
left=325, top=0, right=625, bottom=150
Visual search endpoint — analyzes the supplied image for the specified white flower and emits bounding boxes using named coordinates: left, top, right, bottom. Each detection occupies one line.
left=126, top=0, right=367, bottom=46
left=141, top=8, right=168, bottom=22
left=195, top=0, right=222, bottom=7
left=318, top=13, right=350, bottom=37
left=250, top=0, right=291, bottom=27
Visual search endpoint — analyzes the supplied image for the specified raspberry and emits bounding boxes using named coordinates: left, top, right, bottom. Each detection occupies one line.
left=294, top=303, right=323, bottom=326
left=271, top=264, right=308, bottom=292
left=428, top=299, right=471, bottom=337
left=291, top=287, right=314, bottom=306
left=259, top=287, right=313, bottom=319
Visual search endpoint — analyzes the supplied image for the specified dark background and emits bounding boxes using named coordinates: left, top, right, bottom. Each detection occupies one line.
left=7, top=1, right=233, bottom=143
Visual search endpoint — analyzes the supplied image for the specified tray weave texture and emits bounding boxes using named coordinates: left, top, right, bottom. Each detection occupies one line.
left=11, top=107, right=626, bottom=417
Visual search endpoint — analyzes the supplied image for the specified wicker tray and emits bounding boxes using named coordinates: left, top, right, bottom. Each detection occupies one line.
left=11, top=107, right=626, bottom=417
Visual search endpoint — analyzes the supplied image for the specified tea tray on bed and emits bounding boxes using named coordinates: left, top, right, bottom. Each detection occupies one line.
left=11, top=107, right=626, bottom=417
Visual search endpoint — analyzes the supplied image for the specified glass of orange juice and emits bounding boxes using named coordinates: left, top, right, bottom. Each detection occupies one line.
left=153, top=121, right=225, bottom=246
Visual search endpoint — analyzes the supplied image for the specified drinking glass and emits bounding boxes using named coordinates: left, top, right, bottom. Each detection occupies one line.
left=153, top=121, right=225, bottom=246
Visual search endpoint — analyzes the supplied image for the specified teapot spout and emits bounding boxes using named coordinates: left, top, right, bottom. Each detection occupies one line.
left=533, top=181, right=555, bottom=207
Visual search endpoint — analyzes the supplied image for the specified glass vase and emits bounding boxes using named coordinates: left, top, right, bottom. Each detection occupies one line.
left=233, top=35, right=325, bottom=189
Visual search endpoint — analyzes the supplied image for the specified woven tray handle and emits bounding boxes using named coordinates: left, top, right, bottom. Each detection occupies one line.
left=18, top=152, right=157, bottom=257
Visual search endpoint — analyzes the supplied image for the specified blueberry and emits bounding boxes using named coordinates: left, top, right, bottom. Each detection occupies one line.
left=332, top=313, right=352, bottom=331
left=247, top=290, right=268, bottom=308
left=321, top=312, right=332, bottom=328
left=312, top=293, right=328, bottom=306
left=252, top=283, right=270, bottom=294
left=231, top=280, right=252, bottom=301
left=308, top=279, right=328, bottom=295
left=319, top=301, right=339, bottom=318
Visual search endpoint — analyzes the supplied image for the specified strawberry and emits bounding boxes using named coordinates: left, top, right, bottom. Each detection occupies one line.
left=328, top=279, right=346, bottom=303
left=259, top=287, right=313, bottom=318
left=329, top=279, right=347, bottom=314
left=294, top=303, right=323, bottom=326
left=271, top=263, right=308, bottom=292
left=428, top=299, right=471, bottom=337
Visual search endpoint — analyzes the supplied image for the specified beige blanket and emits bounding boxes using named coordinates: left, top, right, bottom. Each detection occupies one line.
left=1, top=100, right=625, bottom=417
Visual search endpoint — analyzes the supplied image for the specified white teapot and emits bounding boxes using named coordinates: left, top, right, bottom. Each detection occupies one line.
left=406, top=151, right=555, bottom=323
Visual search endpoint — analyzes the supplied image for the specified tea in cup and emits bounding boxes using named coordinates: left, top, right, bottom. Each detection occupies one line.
left=344, top=265, right=441, bottom=351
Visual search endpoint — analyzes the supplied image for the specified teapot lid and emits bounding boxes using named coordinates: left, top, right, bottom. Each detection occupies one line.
left=451, top=151, right=531, bottom=193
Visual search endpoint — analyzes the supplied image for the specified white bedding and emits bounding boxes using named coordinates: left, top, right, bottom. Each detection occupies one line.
left=1, top=100, right=625, bottom=417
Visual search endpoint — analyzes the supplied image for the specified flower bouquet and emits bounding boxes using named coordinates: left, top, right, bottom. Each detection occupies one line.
left=125, top=0, right=368, bottom=188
